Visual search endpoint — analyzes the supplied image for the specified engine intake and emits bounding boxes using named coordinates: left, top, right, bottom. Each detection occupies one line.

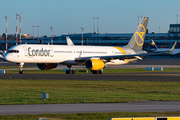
left=85, top=59, right=104, bottom=71
left=37, top=63, right=57, bottom=70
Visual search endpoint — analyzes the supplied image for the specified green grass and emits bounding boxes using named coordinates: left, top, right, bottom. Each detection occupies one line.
left=1, top=112, right=180, bottom=120
left=1, top=79, right=180, bottom=105
left=4, top=68, right=180, bottom=74
left=0, top=66, right=36, bottom=69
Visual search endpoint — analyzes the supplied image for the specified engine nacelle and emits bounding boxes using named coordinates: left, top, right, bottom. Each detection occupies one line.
left=85, top=59, right=104, bottom=71
left=37, top=63, right=57, bottom=70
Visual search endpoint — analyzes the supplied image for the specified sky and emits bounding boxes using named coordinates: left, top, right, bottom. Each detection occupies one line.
left=0, top=0, right=180, bottom=37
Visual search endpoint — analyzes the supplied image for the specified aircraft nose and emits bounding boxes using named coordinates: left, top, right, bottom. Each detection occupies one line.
left=4, top=53, right=10, bottom=61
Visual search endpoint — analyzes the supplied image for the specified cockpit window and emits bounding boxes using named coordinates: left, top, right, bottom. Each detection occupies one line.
left=8, top=50, right=19, bottom=53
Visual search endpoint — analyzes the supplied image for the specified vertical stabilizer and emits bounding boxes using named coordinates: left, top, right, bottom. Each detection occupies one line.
left=66, top=36, right=74, bottom=45
left=150, top=39, right=157, bottom=50
left=125, top=17, right=149, bottom=50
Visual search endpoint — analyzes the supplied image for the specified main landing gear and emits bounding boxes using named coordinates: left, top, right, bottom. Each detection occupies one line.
left=91, top=70, right=102, bottom=74
left=19, top=62, right=24, bottom=74
left=65, top=65, right=75, bottom=74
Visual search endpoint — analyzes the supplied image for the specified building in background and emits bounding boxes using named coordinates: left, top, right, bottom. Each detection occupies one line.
left=0, top=24, right=180, bottom=50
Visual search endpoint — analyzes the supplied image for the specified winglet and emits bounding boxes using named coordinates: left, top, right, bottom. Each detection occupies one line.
left=66, top=36, right=74, bottom=45
left=169, top=41, right=177, bottom=53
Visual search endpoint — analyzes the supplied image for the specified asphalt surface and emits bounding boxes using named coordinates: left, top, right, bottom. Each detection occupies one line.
left=0, top=72, right=180, bottom=82
left=0, top=101, right=180, bottom=115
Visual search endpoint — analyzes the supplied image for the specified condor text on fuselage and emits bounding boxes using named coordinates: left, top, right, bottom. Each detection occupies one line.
left=28, top=47, right=51, bottom=57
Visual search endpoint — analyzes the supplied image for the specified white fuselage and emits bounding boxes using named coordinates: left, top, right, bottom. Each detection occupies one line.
left=4, top=44, right=137, bottom=65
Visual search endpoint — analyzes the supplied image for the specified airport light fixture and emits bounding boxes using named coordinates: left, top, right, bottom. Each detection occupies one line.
left=93, top=16, right=95, bottom=33
left=81, top=27, right=84, bottom=45
left=176, top=13, right=179, bottom=24
left=37, top=25, right=40, bottom=41
left=18, top=15, right=21, bottom=44
left=5, top=16, right=8, bottom=51
left=97, top=16, right=99, bottom=34
left=32, top=25, right=35, bottom=43
left=51, top=27, right=53, bottom=45
left=15, top=13, right=19, bottom=45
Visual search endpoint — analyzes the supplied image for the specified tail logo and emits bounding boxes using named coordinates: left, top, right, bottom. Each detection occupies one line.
left=134, top=24, right=146, bottom=46
left=151, top=41, right=155, bottom=46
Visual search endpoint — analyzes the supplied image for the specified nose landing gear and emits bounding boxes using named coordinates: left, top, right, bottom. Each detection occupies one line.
left=19, top=62, right=24, bottom=74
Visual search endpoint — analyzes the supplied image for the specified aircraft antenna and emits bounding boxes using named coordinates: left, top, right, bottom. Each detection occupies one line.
left=5, top=16, right=8, bottom=51
left=51, top=27, right=53, bottom=45
left=81, top=27, right=84, bottom=45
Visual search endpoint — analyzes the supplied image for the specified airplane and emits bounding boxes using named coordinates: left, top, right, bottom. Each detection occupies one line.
left=4, top=17, right=172, bottom=74
left=150, top=39, right=179, bottom=57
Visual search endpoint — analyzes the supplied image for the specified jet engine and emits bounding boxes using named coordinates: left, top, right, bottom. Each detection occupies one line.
left=85, top=59, right=104, bottom=71
left=37, top=63, right=58, bottom=70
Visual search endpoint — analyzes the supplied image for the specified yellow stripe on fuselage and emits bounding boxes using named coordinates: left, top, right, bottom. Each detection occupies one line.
left=114, top=47, right=129, bottom=63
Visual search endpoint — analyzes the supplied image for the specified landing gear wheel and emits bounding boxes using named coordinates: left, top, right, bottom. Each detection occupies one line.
left=98, top=70, right=102, bottom=74
left=19, top=63, right=24, bottom=74
left=66, top=70, right=69, bottom=74
left=92, top=71, right=97, bottom=74
left=66, top=70, right=75, bottom=74
left=92, top=70, right=102, bottom=74
left=72, top=70, right=75, bottom=74
left=19, top=70, right=24, bottom=74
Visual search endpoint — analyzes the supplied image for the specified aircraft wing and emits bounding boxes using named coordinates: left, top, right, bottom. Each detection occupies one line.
left=169, top=50, right=180, bottom=55
left=75, top=52, right=164, bottom=62
left=76, top=41, right=177, bottom=62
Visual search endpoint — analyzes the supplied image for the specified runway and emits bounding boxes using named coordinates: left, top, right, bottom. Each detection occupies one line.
left=0, top=72, right=180, bottom=82
left=1, top=101, right=180, bottom=115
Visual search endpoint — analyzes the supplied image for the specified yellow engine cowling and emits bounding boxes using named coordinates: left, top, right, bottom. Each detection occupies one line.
left=37, top=63, right=58, bottom=70
left=85, top=59, right=104, bottom=71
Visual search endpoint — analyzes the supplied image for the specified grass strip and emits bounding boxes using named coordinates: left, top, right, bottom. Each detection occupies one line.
left=1, top=112, right=180, bottom=120
left=0, top=66, right=36, bottom=69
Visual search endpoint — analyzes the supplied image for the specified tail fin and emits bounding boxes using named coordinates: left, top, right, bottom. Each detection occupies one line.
left=150, top=39, right=157, bottom=50
left=125, top=17, right=149, bottom=50
left=66, top=36, right=74, bottom=45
